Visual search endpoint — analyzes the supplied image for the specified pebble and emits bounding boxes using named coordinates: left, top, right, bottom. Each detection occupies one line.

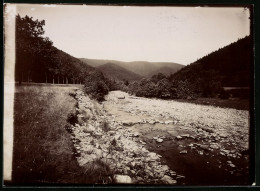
left=161, top=175, right=177, bottom=184
left=176, top=136, right=182, bottom=140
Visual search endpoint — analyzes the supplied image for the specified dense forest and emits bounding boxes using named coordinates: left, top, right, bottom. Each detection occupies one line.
left=125, top=36, right=253, bottom=100
left=15, top=15, right=110, bottom=101
left=15, top=15, right=101, bottom=85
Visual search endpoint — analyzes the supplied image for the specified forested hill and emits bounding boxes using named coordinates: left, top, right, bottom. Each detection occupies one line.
left=97, top=63, right=142, bottom=81
left=126, top=36, right=252, bottom=100
left=172, top=36, right=253, bottom=87
left=15, top=15, right=103, bottom=84
left=79, top=58, right=184, bottom=77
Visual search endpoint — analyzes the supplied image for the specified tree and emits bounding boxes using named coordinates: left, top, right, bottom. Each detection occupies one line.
left=157, top=78, right=171, bottom=99
left=16, top=15, right=53, bottom=84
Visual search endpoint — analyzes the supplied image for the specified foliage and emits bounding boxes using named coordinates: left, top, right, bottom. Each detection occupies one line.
left=15, top=15, right=99, bottom=85
left=84, top=71, right=109, bottom=101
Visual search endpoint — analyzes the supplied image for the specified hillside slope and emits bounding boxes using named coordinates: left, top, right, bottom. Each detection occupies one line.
left=98, top=63, right=142, bottom=81
left=172, top=36, right=253, bottom=87
left=147, top=66, right=183, bottom=77
left=79, top=58, right=184, bottom=77
left=15, top=15, right=104, bottom=85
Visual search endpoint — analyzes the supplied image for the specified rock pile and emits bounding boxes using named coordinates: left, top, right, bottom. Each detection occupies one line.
left=69, top=89, right=181, bottom=184
left=105, top=91, right=249, bottom=159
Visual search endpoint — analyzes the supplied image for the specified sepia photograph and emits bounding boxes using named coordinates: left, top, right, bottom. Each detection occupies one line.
left=3, top=4, right=254, bottom=186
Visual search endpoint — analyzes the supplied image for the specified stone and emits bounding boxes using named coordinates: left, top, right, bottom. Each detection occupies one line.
left=200, top=144, right=210, bottom=151
left=83, top=124, right=95, bottom=133
left=161, top=175, right=177, bottom=184
left=210, top=144, right=219, bottom=149
left=176, top=136, right=182, bottom=140
left=122, top=121, right=133, bottom=126
left=140, top=140, right=146, bottom=145
left=229, top=164, right=236, bottom=168
left=176, top=175, right=185, bottom=179
left=180, top=150, right=187, bottom=154
left=114, top=175, right=132, bottom=184
left=165, top=120, right=174, bottom=125
left=156, top=138, right=164, bottom=143
left=169, top=171, right=177, bottom=176
left=148, top=152, right=158, bottom=160
left=94, top=149, right=102, bottom=157
left=114, top=134, right=121, bottom=140
left=181, top=134, right=190, bottom=138
left=161, top=165, right=169, bottom=171
left=133, top=132, right=140, bottom=137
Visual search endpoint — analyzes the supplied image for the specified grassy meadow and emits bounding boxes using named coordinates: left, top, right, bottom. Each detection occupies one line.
left=12, top=84, right=91, bottom=185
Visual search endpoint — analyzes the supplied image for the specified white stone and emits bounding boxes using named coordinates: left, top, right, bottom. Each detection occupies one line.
left=161, top=175, right=177, bottom=184
left=114, top=175, right=132, bottom=184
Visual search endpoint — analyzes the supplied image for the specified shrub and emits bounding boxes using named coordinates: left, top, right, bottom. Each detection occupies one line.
left=67, top=113, right=78, bottom=125
left=82, top=159, right=113, bottom=184
left=84, top=71, right=109, bottom=102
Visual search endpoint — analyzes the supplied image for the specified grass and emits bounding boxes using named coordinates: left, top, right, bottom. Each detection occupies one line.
left=11, top=84, right=102, bottom=185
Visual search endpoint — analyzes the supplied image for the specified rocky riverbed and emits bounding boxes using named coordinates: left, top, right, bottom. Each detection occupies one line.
left=69, top=90, right=250, bottom=185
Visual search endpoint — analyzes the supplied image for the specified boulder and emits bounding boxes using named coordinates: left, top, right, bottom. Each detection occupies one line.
left=114, top=175, right=132, bottom=184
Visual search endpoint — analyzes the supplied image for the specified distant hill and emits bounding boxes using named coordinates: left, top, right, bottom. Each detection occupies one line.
left=172, top=36, right=253, bottom=88
left=79, top=58, right=184, bottom=77
left=97, top=63, right=142, bottom=81
left=147, top=66, right=183, bottom=77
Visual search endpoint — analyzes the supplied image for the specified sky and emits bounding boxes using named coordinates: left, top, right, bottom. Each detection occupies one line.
left=16, top=4, right=250, bottom=65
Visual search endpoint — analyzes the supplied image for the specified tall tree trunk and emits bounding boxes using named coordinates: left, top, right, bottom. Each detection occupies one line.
left=53, top=75, right=54, bottom=84
left=62, top=77, right=64, bottom=84
left=58, top=76, right=59, bottom=84
left=19, top=71, right=23, bottom=85
left=27, top=71, right=30, bottom=83
left=45, top=72, right=48, bottom=83
left=66, top=77, right=68, bottom=84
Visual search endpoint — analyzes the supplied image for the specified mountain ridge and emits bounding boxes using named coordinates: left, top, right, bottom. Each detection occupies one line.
left=79, top=58, right=184, bottom=77
left=97, top=63, right=142, bottom=81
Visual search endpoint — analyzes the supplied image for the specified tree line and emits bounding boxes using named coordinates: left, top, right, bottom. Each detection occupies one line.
left=15, top=15, right=99, bottom=85
left=112, top=36, right=252, bottom=100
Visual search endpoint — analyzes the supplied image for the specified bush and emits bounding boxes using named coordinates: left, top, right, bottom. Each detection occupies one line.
left=84, top=72, right=109, bottom=102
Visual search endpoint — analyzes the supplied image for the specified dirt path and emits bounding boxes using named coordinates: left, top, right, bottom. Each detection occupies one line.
left=103, top=91, right=250, bottom=185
